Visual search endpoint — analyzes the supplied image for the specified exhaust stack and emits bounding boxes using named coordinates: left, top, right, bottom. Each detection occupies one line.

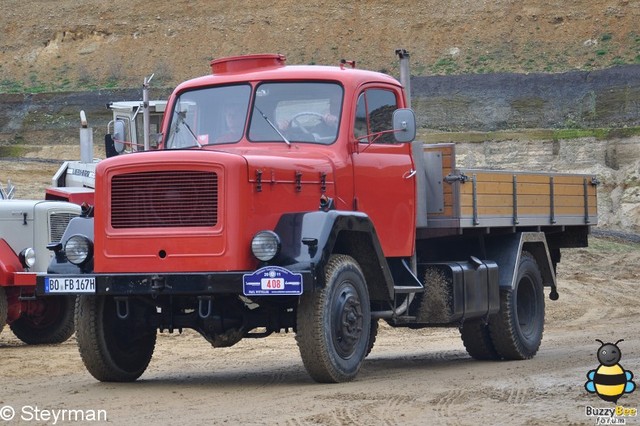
left=396, top=49, right=411, bottom=109
left=79, top=110, right=93, bottom=164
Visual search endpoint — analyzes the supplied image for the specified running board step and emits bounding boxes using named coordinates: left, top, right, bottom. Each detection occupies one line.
left=389, top=258, right=424, bottom=294
left=393, top=285, right=425, bottom=294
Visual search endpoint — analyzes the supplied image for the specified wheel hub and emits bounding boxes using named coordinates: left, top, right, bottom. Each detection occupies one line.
left=333, top=287, right=363, bottom=358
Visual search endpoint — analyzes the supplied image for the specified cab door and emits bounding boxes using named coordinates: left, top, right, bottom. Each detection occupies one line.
left=350, top=87, right=416, bottom=257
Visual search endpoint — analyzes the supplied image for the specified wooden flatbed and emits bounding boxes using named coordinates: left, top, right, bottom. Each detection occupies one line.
left=421, top=143, right=598, bottom=233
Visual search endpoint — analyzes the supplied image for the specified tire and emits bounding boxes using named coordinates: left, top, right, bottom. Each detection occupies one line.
left=0, top=287, right=7, bottom=335
left=296, top=254, right=371, bottom=383
left=76, top=295, right=156, bottom=382
left=460, top=319, right=501, bottom=360
left=9, top=296, right=75, bottom=345
left=489, top=251, right=545, bottom=360
left=366, top=319, right=378, bottom=357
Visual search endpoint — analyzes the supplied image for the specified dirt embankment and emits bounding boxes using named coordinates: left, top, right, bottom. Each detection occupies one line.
left=1, top=0, right=640, bottom=91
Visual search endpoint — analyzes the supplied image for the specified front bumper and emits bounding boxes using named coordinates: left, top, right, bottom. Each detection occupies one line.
left=35, top=270, right=315, bottom=297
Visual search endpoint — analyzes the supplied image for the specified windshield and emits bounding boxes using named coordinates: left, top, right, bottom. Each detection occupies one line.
left=249, top=82, right=343, bottom=145
left=165, top=84, right=251, bottom=149
left=164, top=82, right=342, bottom=149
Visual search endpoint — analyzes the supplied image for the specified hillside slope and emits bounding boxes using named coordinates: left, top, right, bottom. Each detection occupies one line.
left=1, top=0, right=639, bottom=92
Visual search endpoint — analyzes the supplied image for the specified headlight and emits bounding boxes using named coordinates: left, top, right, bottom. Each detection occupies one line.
left=64, top=235, right=93, bottom=265
left=19, top=248, right=36, bottom=268
left=251, top=230, right=281, bottom=262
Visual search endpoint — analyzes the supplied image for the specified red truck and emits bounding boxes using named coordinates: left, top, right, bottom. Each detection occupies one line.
left=36, top=51, right=597, bottom=383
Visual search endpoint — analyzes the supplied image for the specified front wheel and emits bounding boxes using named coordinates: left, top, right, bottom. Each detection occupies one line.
left=296, top=254, right=371, bottom=383
left=489, top=251, right=545, bottom=359
left=76, top=295, right=157, bottom=382
left=10, top=296, right=75, bottom=345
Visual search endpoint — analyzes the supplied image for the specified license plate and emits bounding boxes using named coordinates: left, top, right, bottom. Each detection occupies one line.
left=44, top=277, right=96, bottom=294
left=243, top=266, right=302, bottom=296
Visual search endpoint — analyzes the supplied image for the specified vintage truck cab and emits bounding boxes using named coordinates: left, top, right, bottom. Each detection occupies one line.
left=37, top=53, right=596, bottom=383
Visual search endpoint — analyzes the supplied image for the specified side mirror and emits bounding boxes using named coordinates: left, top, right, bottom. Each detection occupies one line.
left=393, top=108, right=416, bottom=143
left=112, top=120, right=126, bottom=154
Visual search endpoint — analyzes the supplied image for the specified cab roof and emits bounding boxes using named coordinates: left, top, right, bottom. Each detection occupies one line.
left=107, top=100, right=167, bottom=113
left=174, top=54, right=402, bottom=93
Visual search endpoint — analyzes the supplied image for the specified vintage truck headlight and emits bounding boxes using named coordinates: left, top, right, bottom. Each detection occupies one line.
left=251, top=230, right=281, bottom=261
left=19, top=248, right=36, bottom=268
left=64, top=235, right=93, bottom=265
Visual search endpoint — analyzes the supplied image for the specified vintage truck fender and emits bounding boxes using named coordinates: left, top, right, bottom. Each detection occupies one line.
left=273, top=210, right=395, bottom=301
left=0, top=239, right=23, bottom=286
left=484, top=232, right=557, bottom=295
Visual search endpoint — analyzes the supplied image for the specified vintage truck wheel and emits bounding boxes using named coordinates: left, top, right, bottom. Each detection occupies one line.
left=489, top=252, right=545, bottom=360
left=366, top=319, right=379, bottom=357
left=296, top=254, right=371, bottom=383
left=0, top=287, right=7, bottom=334
left=76, top=295, right=156, bottom=382
left=460, top=319, right=501, bottom=360
left=9, top=296, right=75, bottom=344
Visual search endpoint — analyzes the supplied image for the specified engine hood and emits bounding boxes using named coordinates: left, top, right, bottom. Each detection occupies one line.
left=214, top=146, right=336, bottom=192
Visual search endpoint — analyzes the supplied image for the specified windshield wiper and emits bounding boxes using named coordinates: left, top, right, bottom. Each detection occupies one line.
left=254, top=106, right=290, bottom=146
left=170, top=110, right=201, bottom=148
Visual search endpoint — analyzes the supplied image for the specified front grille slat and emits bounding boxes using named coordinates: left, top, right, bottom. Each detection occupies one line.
left=49, top=212, right=77, bottom=243
left=111, top=170, right=218, bottom=229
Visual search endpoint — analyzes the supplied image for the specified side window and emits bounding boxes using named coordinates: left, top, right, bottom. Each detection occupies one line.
left=354, top=94, right=368, bottom=141
left=353, top=89, right=398, bottom=144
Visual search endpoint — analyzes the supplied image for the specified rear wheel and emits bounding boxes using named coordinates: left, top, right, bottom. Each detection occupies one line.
left=296, top=254, right=371, bottom=383
left=489, top=252, right=545, bottom=360
left=76, top=295, right=156, bottom=382
left=10, top=296, right=75, bottom=344
left=460, top=319, right=500, bottom=360
left=0, top=287, right=7, bottom=334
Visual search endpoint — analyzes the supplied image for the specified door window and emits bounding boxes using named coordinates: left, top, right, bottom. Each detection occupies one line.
left=354, top=89, right=398, bottom=144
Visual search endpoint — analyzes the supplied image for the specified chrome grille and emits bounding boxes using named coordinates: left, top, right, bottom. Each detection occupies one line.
left=49, top=212, right=77, bottom=243
left=111, top=170, right=218, bottom=228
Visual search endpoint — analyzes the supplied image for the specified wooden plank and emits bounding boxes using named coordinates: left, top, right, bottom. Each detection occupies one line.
left=459, top=194, right=593, bottom=208
left=461, top=205, right=590, bottom=216
left=462, top=181, right=594, bottom=196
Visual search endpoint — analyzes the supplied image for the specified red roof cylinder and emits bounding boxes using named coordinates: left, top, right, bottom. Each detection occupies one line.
left=210, top=54, right=286, bottom=74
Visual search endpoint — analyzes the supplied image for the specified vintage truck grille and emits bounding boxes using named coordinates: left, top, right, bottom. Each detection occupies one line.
left=49, top=212, right=77, bottom=243
left=111, top=170, right=218, bottom=228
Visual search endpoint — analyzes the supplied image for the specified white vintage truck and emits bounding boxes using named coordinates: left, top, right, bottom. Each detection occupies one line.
left=0, top=189, right=80, bottom=343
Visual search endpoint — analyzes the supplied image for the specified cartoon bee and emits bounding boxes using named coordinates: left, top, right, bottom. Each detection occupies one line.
left=585, top=339, right=636, bottom=403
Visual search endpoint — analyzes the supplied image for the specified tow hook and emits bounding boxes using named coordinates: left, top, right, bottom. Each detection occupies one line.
left=198, top=296, right=212, bottom=319
left=114, top=297, right=130, bottom=319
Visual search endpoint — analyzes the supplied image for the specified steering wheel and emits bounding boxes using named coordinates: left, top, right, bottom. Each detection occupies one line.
left=290, top=111, right=324, bottom=134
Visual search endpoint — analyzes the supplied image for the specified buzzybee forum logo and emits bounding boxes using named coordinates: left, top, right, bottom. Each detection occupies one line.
left=585, top=339, right=636, bottom=403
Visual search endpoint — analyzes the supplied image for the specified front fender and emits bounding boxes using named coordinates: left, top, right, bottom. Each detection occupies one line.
left=273, top=211, right=394, bottom=299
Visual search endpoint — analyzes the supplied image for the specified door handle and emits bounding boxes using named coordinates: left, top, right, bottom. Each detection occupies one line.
left=403, top=169, right=417, bottom=179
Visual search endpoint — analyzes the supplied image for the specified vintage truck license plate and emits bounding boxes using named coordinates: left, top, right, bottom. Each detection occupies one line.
left=243, top=266, right=302, bottom=296
left=44, top=277, right=96, bottom=293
